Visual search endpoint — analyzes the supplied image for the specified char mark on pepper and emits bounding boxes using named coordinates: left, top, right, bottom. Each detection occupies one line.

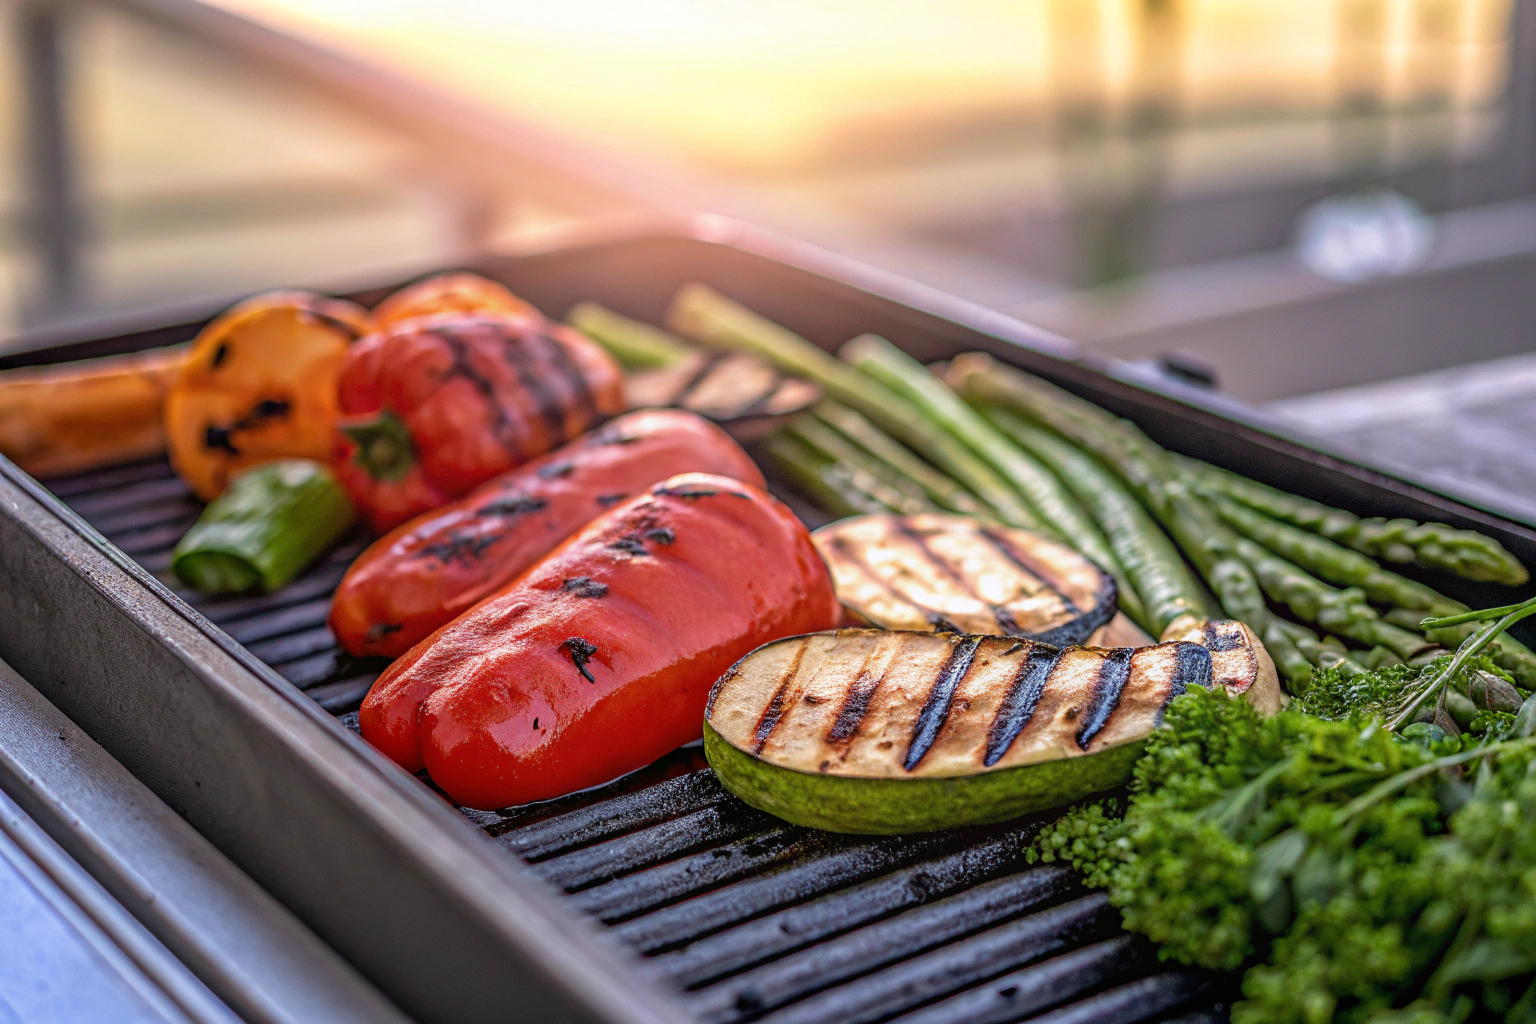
left=478, top=495, right=547, bottom=518
left=596, top=493, right=628, bottom=507
left=561, top=576, right=609, bottom=598
left=421, top=529, right=505, bottom=565
left=560, top=637, right=599, bottom=682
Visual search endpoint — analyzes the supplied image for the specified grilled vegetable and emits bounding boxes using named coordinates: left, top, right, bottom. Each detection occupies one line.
left=840, top=334, right=1142, bottom=625
left=1159, top=617, right=1284, bottom=714
left=1180, top=455, right=1528, bottom=586
left=333, top=313, right=625, bottom=534
left=703, top=629, right=1225, bottom=833
left=566, top=301, right=696, bottom=369
left=172, top=459, right=354, bottom=594
left=165, top=291, right=369, bottom=500
left=666, top=283, right=1043, bottom=530
left=812, top=514, right=1117, bottom=647
left=0, top=346, right=188, bottom=477
left=360, top=473, right=840, bottom=809
left=371, top=272, right=539, bottom=330
left=329, top=410, right=764, bottom=658
left=626, top=351, right=821, bottom=441
left=982, top=405, right=1214, bottom=636
left=810, top=399, right=988, bottom=517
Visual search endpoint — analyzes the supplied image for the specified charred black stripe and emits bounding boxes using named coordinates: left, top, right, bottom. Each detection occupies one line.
left=1203, top=622, right=1244, bottom=651
left=1017, top=575, right=1117, bottom=648
left=491, top=325, right=570, bottom=447
left=421, top=529, right=505, bottom=565
left=433, top=328, right=524, bottom=456
left=893, top=521, right=983, bottom=602
left=675, top=352, right=729, bottom=405
left=536, top=326, right=599, bottom=424
left=479, top=495, right=547, bottom=518
left=984, top=643, right=1061, bottom=766
left=1171, top=642, right=1213, bottom=699
left=904, top=635, right=982, bottom=771
left=307, top=309, right=364, bottom=339
left=1074, top=647, right=1134, bottom=750
left=979, top=528, right=1081, bottom=614
left=827, top=672, right=880, bottom=742
left=750, top=643, right=809, bottom=754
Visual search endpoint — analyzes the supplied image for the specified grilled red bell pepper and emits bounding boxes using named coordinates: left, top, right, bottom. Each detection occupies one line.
left=329, top=409, right=764, bottom=658
left=359, top=472, right=841, bottom=809
left=333, top=311, right=624, bottom=533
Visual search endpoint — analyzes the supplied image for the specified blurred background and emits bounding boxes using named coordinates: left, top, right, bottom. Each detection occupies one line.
left=1, top=0, right=1534, bottom=495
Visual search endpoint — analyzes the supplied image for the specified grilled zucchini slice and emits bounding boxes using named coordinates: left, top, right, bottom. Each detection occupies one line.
left=704, top=628, right=1220, bottom=834
left=1160, top=616, right=1284, bottom=714
left=813, top=514, right=1116, bottom=647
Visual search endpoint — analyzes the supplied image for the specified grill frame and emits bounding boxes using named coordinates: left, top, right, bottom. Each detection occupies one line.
left=1, top=215, right=1532, bottom=1024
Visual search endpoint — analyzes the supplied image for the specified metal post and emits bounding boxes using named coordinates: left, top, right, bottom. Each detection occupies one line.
left=17, top=0, right=85, bottom=320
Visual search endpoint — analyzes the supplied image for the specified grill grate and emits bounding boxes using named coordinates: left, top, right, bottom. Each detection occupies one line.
left=47, top=455, right=1231, bottom=1024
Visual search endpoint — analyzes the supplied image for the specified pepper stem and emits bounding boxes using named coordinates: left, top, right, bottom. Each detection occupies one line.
left=341, top=410, right=416, bottom=482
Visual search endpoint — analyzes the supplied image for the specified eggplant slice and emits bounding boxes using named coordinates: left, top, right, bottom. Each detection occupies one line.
left=626, top=351, right=820, bottom=441
left=813, top=514, right=1116, bottom=647
left=704, top=628, right=1222, bottom=833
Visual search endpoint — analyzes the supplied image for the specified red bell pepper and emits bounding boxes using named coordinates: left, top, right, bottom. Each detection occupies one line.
left=359, top=472, right=841, bottom=809
left=333, top=312, right=624, bottom=533
left=329, top=409, right=765, bottom=658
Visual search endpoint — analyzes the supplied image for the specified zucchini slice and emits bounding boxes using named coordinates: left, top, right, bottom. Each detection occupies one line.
left=704, top=628, right=1217, bottom=833
left=625, top=351, right=821, bottom=441
left=1160, top=617, right=1284, bottom=714
left=812, top=514, right=1115, bottom=647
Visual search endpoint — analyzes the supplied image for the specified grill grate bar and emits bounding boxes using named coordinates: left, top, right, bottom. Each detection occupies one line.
left=753, top=894, right=1119, bottom=1024
left=45, top=456, right=176, bottom=498
left=887, top=935, right=1148, bottom=1024
left=497, top=769, right=729, bottom=860
left=112, top=520, right=199, bottom=555
left=647, top=834, right=1051, bottom=990
left=222, top=598, right=334, bottom=645
left=246, top=625, right=339, bottom=665
left=613, top=829, right=972, bottom=954
left=90, top=498, right=202, bottom=537
left=532, top=805, right=780, bottom=893
left=70, top=475, right=194, bottom=518
left=1001, top=972, right=1214, bottom=1024
left=687, top=867, right=1088, bottom=1024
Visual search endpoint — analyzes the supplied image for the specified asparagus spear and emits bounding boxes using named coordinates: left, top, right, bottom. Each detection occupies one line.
left=566, top=302, right=696, bottom=369
left=1232, top=537, right=1432, bottom=661
left=783, top=415, right=935, bottom=515
left=1205, top=491, right=1464, bottom=617
left=667, top=284, right=1042, bottom=530
left=810, top=399, right=987, bottom=518
left=1180, top=456, right=1528, bottom=586
left=763, top=434, right=888, bottom=518
left=981, top=404, right=1213, bottom=636
left=838, top=334, right=1132, bottom=594
left=945, top=354, right=1271, bottom=633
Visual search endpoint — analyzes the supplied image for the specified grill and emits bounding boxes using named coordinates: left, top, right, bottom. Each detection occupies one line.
left=44, top=452, right=1228, bottom=1024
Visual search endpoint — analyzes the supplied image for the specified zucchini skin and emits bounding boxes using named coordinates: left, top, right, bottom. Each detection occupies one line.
left=704, top=721, right=1144, bottom=834
left=329, top=410, right=763, bottom=658
left=173, top=459, right=355, bottom=594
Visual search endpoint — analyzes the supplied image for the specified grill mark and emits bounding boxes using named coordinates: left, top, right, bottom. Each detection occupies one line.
left=826, top=644, right=883, bottom=744
left=892, top=521, right=982, bottom=603
left=1203, top=621, right=1244, bottom=651
left=737, top=368, right=788, bottom=418
left=750, top=643, right=809, bottom=754
left=1074, top=647, right=1134, bottom=750
left=1172, top=642, right=1214, bottom=702
left=904, top=635, right=982, bottom=771
left=537, top=327, right=598, bottom=424
left=433, top=327, right=525, bottom=457
left=1018, top=580, right=1116, bottom=648
left=979, top=528, right=1081, bottom=615
left=675, top=352, right=728, bottom=405
left=478, top=495, right=547, bottom=518
left=421, top=529, right=505, bottom=565
left=984, top=642, right=1061, bottom=766
left=492, top=324, right=572, bottom=448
